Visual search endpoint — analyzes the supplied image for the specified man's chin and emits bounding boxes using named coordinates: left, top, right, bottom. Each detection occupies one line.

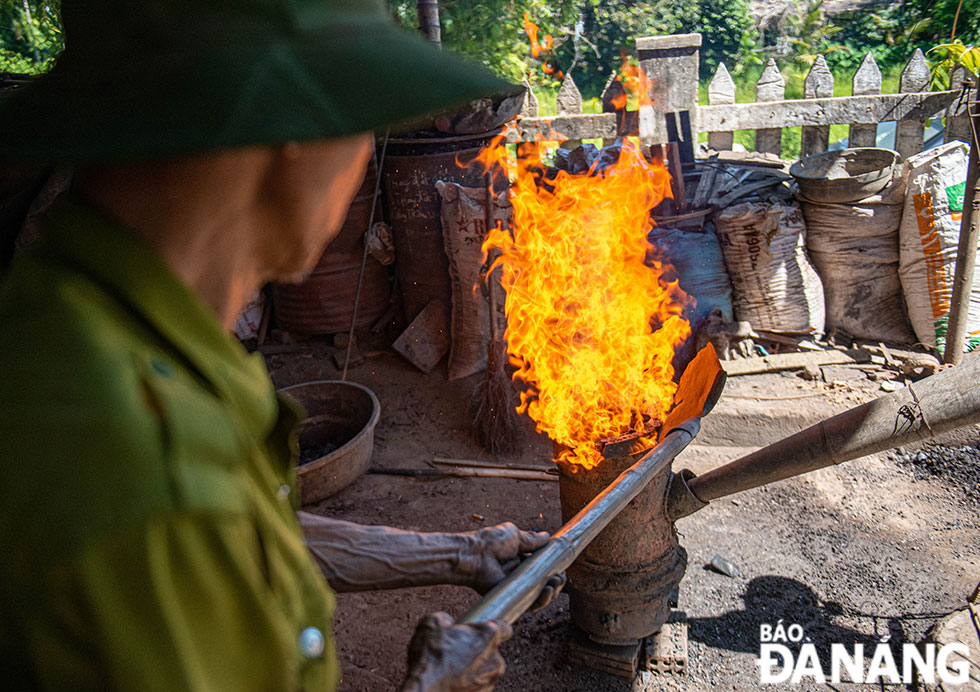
left=276, top=266, right=317, bottom=285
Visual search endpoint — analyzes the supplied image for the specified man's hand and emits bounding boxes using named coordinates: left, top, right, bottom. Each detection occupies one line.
left=299, top=512, right=564, bottom=607
left=459, top=522, right=566, bottom=610
left=400, top=612, right=511, bottom=692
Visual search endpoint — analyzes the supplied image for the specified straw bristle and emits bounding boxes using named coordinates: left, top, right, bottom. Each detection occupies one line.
left=469, top=339, right=523, bottom=454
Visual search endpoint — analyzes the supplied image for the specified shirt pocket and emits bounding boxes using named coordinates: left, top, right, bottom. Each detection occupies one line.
left=137, top=353, right=249, bottom=516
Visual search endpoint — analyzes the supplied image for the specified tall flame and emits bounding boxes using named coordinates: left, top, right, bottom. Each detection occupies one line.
left=522, top=12, right=563, bottom=79
left=611, top=56, right=652, bottom=111
left=480, top=136, right=691, bottom=469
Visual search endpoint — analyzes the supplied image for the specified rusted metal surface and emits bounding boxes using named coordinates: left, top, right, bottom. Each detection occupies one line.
left=271, top=161, right=390, bottom=335
left=271, top=253, right=390, bottom=335
left=558, top=450, right=687, bottom=645
left=323, top=164, right=380, bottom=256
left=672, top=354, right=980, bottom=517
left=595, top=420, right=660, bottom=459
left=460, top=423, right=698, bottom=628
left=382, top=131, right=498, bottom=323
left=567, top=628, right=640, bottom=678
left=280, top=380, right=381, bottom=505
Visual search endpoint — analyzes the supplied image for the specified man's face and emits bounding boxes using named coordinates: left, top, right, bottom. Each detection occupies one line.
left=263, top=132, right=374, bottom=283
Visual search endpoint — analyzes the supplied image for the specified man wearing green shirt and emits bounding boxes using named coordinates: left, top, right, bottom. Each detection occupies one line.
left=0, top=1, right=558, bottom=690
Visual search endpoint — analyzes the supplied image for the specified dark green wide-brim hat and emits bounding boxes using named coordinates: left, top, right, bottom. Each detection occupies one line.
left=0, top=0, right=515, bottom=165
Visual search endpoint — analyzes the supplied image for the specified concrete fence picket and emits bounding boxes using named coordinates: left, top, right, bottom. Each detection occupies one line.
left=512, top=34, right=969, bottom=160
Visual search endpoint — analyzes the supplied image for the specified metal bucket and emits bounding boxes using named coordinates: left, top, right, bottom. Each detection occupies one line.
left=281, top=380, right=381, bottom=505
left=382, top=131, right=499, bottom=323
left=271, top=163, right=390, bottom=334
left=271, top=253, right=389, bottom=335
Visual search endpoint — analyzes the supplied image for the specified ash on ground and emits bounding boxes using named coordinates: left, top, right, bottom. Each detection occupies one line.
left=890, top=443, right=980, bottom=503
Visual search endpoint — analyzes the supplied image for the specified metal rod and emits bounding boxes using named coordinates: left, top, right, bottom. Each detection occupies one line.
left=944, top=82, right=979, bottom=365
left=678, top=356, right=980, bottom=513
left=459, top=419, right=700, bottom=625
left=342, top=129, right=389, bottom=381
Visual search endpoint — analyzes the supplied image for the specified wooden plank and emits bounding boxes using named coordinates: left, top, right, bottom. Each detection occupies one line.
left=755, top=59, right=785, bottom=156
left=392, top=299, right=450, bottom=372
left=849, top=52, right=881, bottom=147
left=802, top=55, right=834, bottom=156
left=636, top=33, right=702, bottom=51
left=510, top=91, right=961, bottom=148
left=697, top=90, right=961, bottom=132
left=895, top=49, right=930, bottom=159
left=708, top=63, right=735, bottom=151
left=721, top=348, right=872, bottom=376
left=667, top=142, right=687, bottom=210
left=557, top=72, right=583, bottom=115
left=511, top=112, right=620, bottom=142
left=637, top=33, right=701, bottom=144
left=691, top=156, right=720, bottom=208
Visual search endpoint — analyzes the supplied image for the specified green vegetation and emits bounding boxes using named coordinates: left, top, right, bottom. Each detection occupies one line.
left=0, top=1, right=62, bottom=75
left=389, top=0, right=977, bottom=160
left=4, top=0, right=975, bottom=160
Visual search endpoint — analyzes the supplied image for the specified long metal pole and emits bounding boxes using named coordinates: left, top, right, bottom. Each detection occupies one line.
left=459, top=419, right=700, bottom=625
left=943, top=81, right=980, bottom=365
left=341, top=130, right=389, bottom=381
left=676, top=356, right=980, bottom=513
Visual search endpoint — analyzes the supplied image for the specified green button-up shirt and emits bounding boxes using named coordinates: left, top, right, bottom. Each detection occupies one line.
left=0, top=198, right=339, bottom=691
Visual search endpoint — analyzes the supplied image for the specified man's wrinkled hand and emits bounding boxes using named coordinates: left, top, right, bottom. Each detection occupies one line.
left=400, top=612, right=511, bottom=692
left=459, top=522, right=565, bottom=611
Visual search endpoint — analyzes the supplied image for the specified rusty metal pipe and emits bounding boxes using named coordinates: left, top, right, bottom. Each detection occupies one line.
left=670, top=357, right=980, bottom=520
left=459, top=419, right=700, bottom=625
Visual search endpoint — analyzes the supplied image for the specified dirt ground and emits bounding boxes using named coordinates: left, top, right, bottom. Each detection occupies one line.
left=263, top=337, right=979, bottom=692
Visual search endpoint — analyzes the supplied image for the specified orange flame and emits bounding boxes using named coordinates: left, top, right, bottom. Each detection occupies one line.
left=479, top=134, right=690, bottom=469
left=612, top=56, right=653, bottom=110
left=522, top=12, right=564, bottom=80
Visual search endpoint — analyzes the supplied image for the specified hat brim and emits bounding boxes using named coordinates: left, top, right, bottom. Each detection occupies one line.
left=0, top=17, right=516, bottom=165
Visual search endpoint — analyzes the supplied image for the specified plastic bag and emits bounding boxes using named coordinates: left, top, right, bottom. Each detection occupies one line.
left=435, top=181, right=509, bottom=380
left=714, top=201, right=825, bottom=334
left=801, top=173, right=915, bottom=343
left=898, top=141, right=975, bottom=354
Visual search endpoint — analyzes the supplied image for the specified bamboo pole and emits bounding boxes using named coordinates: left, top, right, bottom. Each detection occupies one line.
left=671, top=355, right=980, bottom=518
left=943, top=81, right=979, bottom=364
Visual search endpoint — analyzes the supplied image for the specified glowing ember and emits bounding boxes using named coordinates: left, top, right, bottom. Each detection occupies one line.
left=480, top=137, right=691, bottom=469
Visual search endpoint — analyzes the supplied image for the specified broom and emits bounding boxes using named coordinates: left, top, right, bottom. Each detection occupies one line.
left=469, top=173, right=523, bottom=454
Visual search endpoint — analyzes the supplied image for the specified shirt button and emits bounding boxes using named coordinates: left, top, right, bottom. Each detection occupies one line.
left=299, top=626, right=325, bottom=659
left=277, top=484, right=291, bottom=500
left=151, top=358, right=173, bottom=377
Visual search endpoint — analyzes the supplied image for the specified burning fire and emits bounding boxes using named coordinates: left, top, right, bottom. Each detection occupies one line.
left=480, top=137, right=691, bottom=469
left=611, top=56, right=652, bottom=111
left=522, top=12, right=563, bottom=79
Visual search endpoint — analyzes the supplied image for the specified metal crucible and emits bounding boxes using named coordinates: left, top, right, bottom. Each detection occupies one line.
left=557, top=448, right=686, bottom=645
left=556, top=344, right=725, bottom=646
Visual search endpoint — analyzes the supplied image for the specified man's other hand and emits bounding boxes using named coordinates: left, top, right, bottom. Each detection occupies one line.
left=400, top=613, right=511, bottom=692
left=460, top=522, right=565, bottom=610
